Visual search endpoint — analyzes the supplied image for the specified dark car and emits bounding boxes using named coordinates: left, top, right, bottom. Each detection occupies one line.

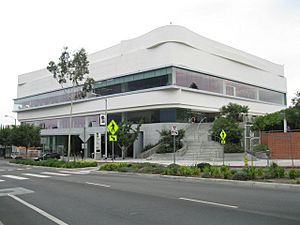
left=34, top=153, right=60, bottom=161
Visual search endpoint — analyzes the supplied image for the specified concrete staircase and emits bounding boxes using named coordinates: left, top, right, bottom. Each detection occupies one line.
left=148, top=123, right=223, bottom=161
left=181, top=123, right=223, bottom=161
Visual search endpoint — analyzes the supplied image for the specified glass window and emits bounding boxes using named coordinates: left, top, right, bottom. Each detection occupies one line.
left=175, top=68, right=223, bottom=94
left=259, top=89, right=284, bottom=105
left=175, top=67, right=284, bottom=105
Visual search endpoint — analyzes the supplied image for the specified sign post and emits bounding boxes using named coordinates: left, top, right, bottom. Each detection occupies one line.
left=171, top=125, right=178, bottom=164
left=107, top=120, right=119, bottom=160
left=220, top=129, right=227, bottom=165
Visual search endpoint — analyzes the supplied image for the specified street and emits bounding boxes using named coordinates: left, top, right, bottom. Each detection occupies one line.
left=0, top=159, right=299, bottom=225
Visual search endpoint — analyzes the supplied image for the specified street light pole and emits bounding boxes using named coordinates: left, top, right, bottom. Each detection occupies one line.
left=105, top=98, right=108, bottom=159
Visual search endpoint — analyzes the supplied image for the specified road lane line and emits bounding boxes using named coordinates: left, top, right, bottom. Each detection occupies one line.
left=86, top=182, right=111, bottom=188
left=41, top=172, right=70, bottom=176
left=8, top=194, right=68, bottom=225
left=22, top=173, right=51, bottom=178
left=59, top=170, right=89, bottom=175
left=179, top=197, right=238, bottom=209
left=2, top=175, right=29, bottom=180
left=0, top=179, right=5, bottom=182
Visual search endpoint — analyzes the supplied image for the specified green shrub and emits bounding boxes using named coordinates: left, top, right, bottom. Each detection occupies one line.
left=288, top=169, right=299, bottom=179
left=157, top=129, right=185, bottom=153
left=268, top=162, right=285, bottom=178
left=243, top=167, right=260, bottom=180
left=100, top=162, right=129, bottom=171
left=196, top=162, right=211, bottom=171
left=253, top=144, right=268, bottom=152
left=232, top=170, right=250, bottom=180
left=224, top=143, right=244, bottom=153
left=209, top=166, right=222, bottom=178
left=220, top=165, right=232, bottom=179
left=142, top=144, right=156, bottom=152
left=202, top=166, right=211, bottom=178
left=12, top=159, right=97, bottom=168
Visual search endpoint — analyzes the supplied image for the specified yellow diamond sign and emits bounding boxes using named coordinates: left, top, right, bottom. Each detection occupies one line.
left=107, top=120, right=119, bottom=135
left=220, top=129, right=227, bottom=145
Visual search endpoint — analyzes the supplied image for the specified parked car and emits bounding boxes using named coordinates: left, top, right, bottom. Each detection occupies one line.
left=34, top=153, right=60, bottom=161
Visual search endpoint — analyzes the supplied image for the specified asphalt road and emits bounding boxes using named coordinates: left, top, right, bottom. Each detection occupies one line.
left=0, top=159, right=299, bottom=225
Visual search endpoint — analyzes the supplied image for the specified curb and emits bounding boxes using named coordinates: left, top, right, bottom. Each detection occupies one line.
left=95, top=170, right=300, bottom=192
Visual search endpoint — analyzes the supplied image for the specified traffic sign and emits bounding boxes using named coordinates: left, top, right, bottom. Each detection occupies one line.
left=109, top=135, right=117, bottom=142
left=220, top=129, right=227, bottom=145
left=107, top=120, right=119, bottom=135
left=99, top=114, right=106, bottom=126
left=171, top=125, right=178, bottom=136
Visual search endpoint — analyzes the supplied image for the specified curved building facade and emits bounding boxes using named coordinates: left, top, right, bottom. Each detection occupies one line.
left=14, top=25, right=287, bottom=158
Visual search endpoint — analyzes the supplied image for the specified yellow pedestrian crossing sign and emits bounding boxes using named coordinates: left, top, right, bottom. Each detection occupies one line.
left=107, top=120, right=119, bottom=135
left=109, top=135, right=117, bottom=142
left=220, top=129, right=227, bottom=145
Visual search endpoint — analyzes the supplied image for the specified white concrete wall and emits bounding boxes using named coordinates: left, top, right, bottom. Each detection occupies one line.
left=17, top=25, right=286, bottom=99
left=17, top=86, right=285, bottom=123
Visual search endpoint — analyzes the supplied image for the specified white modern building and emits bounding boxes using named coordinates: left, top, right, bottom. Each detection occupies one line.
left=14, top=25, right=287, bottom=158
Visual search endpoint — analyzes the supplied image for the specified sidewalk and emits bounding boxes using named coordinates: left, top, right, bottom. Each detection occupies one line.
left=95, top=158, right=300, bottom=167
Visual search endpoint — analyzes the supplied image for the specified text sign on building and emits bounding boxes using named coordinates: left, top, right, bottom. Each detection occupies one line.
left=220, top=129, right=227, bottom=145
left=109, top=135, right=117, bottom=142
left=107, top=120, right=119, bottom=135
left=171, top=125, right=178, bottom=136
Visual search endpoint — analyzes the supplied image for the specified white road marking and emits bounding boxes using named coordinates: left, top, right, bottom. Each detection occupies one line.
left=2, top=175, right=29, bottom=180
left=17, top=168, right=24, bottom=171
left=0, top=187, right=34, bottom=197
left=86, top=182, right=111, bottom=188
left=8, top=194, right=68, bottom=225
left=41, top=172, right=70, bottom=176
left=0, top=179, right=5, bottom=182
left=59, top=170, right=90, bottom=175
left=179, top=197, right=238, bottom=209
left=22, top=173, right=51, bottom=178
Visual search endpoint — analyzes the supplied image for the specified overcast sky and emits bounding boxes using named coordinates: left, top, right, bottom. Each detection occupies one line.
left=0, top=0, right=299, bottom=125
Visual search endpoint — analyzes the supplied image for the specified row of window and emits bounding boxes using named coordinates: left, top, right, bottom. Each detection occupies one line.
left=175, top=68, right=286, bottom=105
left=15, top=66, right=286, bottom=111
left=24, top=108, right=194, bottom=129
left=14, top=67, right=172, bottom=110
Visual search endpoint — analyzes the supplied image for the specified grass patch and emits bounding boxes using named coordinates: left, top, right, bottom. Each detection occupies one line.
left=11, top=159, right=97, bottom=168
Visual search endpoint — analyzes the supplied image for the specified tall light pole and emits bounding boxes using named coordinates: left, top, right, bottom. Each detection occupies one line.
left=105, top=98, right=108, bottom=159
left=5, top=115, right=17, bottom=126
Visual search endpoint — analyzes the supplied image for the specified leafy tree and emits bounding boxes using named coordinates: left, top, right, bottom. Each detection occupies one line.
left=211, top=117, right=243, bottom=143
left=47, top=47, right=95, bottom=161
left=252, top=111, right=283, bottom=131
left=284, top=107, right=300, bottom=129
left=10, top=124, right=40, bottom=158
left=157, top=129, right=185, bottom=153
left=0, top=127, right=12, bottom=157
left=291, top=91, right=300, bottom=107
left=219, top=103, right=249, bottom=121
left=117, top=118, right=142, bottom=159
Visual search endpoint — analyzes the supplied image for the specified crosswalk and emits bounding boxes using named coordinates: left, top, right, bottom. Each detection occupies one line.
left=0, top=169, right=89, bottom=182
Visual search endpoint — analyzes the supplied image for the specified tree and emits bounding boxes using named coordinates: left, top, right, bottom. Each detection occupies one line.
left=157, top=129, right=185, bottom=153
left=219, top=103, right=249, bottom=121
left=47, top=47, right=95, bottom=161
left=10, top=124, right=40, bottom=158
left=0, top=127, right=12, bottom=157
left=211, top=117, right=243, bottom=144
left=252, top=111, right=283, bottom=131
left=211, top=103, right=249, bottom=151
left=291, top=91, right=300, bottom=107
left=117, top=118, right=142, bottom=159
